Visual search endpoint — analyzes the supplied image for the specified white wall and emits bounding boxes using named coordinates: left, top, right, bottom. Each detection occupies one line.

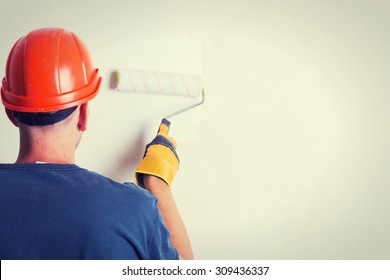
left=1, top=0, right=390, bottom=259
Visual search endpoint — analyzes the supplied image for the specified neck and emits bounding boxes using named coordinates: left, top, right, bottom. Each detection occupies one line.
left=16, top=145, right=75, bottom=164
left=16, top=125, right=77, bottom=164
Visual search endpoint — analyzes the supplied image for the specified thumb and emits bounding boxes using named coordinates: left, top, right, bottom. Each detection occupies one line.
left=157, top=118, right=177, bottom=149
left=157, top=118, right=171, bottom=136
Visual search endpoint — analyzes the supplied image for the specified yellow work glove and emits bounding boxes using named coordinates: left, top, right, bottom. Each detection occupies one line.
left=135, top=118, right=179, bottom=188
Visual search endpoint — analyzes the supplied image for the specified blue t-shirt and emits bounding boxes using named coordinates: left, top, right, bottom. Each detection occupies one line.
left=0, top=164, right=179, bottom=260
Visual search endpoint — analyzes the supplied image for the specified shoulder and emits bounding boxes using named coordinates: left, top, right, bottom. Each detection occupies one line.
left=0, top=163, right=158, bottom=214
left=71, top=166, right=158, bottom=208
left=75, top=168, right=180, bottom=259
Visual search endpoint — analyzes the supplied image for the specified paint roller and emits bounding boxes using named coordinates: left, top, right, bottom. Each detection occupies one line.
left=115, top=69, right=205, bottom=119
left=116, top=69, right=204, bottom=188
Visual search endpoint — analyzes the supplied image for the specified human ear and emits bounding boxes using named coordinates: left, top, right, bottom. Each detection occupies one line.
left=77, top=103, right=89, bottom=132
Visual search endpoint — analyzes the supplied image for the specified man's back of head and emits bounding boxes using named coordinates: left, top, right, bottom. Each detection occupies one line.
left=1, top=28, right=102, bottom=164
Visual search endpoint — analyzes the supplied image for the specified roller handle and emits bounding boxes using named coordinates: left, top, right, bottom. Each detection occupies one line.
left=164, top=90, right=205, bottom=119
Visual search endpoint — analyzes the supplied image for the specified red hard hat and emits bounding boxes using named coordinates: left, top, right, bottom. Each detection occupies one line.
left=1, top=28, right=102, bottom=112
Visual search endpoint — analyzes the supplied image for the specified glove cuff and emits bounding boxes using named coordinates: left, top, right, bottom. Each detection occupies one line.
left=135, top=156, right=176, bottom=188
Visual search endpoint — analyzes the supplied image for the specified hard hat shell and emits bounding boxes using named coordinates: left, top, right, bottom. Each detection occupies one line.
left=1, top=28, right=102, bottom=112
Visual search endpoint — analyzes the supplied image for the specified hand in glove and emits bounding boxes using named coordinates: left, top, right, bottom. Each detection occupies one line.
left=135, top=119, right=179, bottom=188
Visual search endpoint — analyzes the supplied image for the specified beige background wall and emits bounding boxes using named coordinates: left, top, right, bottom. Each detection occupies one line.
left=1, top=0, right=389, bottom=259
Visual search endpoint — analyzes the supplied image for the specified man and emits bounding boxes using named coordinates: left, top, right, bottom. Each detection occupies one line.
left=0, top=28, right=193, bottom=260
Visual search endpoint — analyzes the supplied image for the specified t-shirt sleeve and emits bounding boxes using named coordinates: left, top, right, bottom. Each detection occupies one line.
left=121, top=182, right=179, bottom=260
left=146, top=201, right=179, bottom=260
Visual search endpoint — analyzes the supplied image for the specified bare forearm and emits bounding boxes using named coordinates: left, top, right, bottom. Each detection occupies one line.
left=144, top=175, right=193, bottom=260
